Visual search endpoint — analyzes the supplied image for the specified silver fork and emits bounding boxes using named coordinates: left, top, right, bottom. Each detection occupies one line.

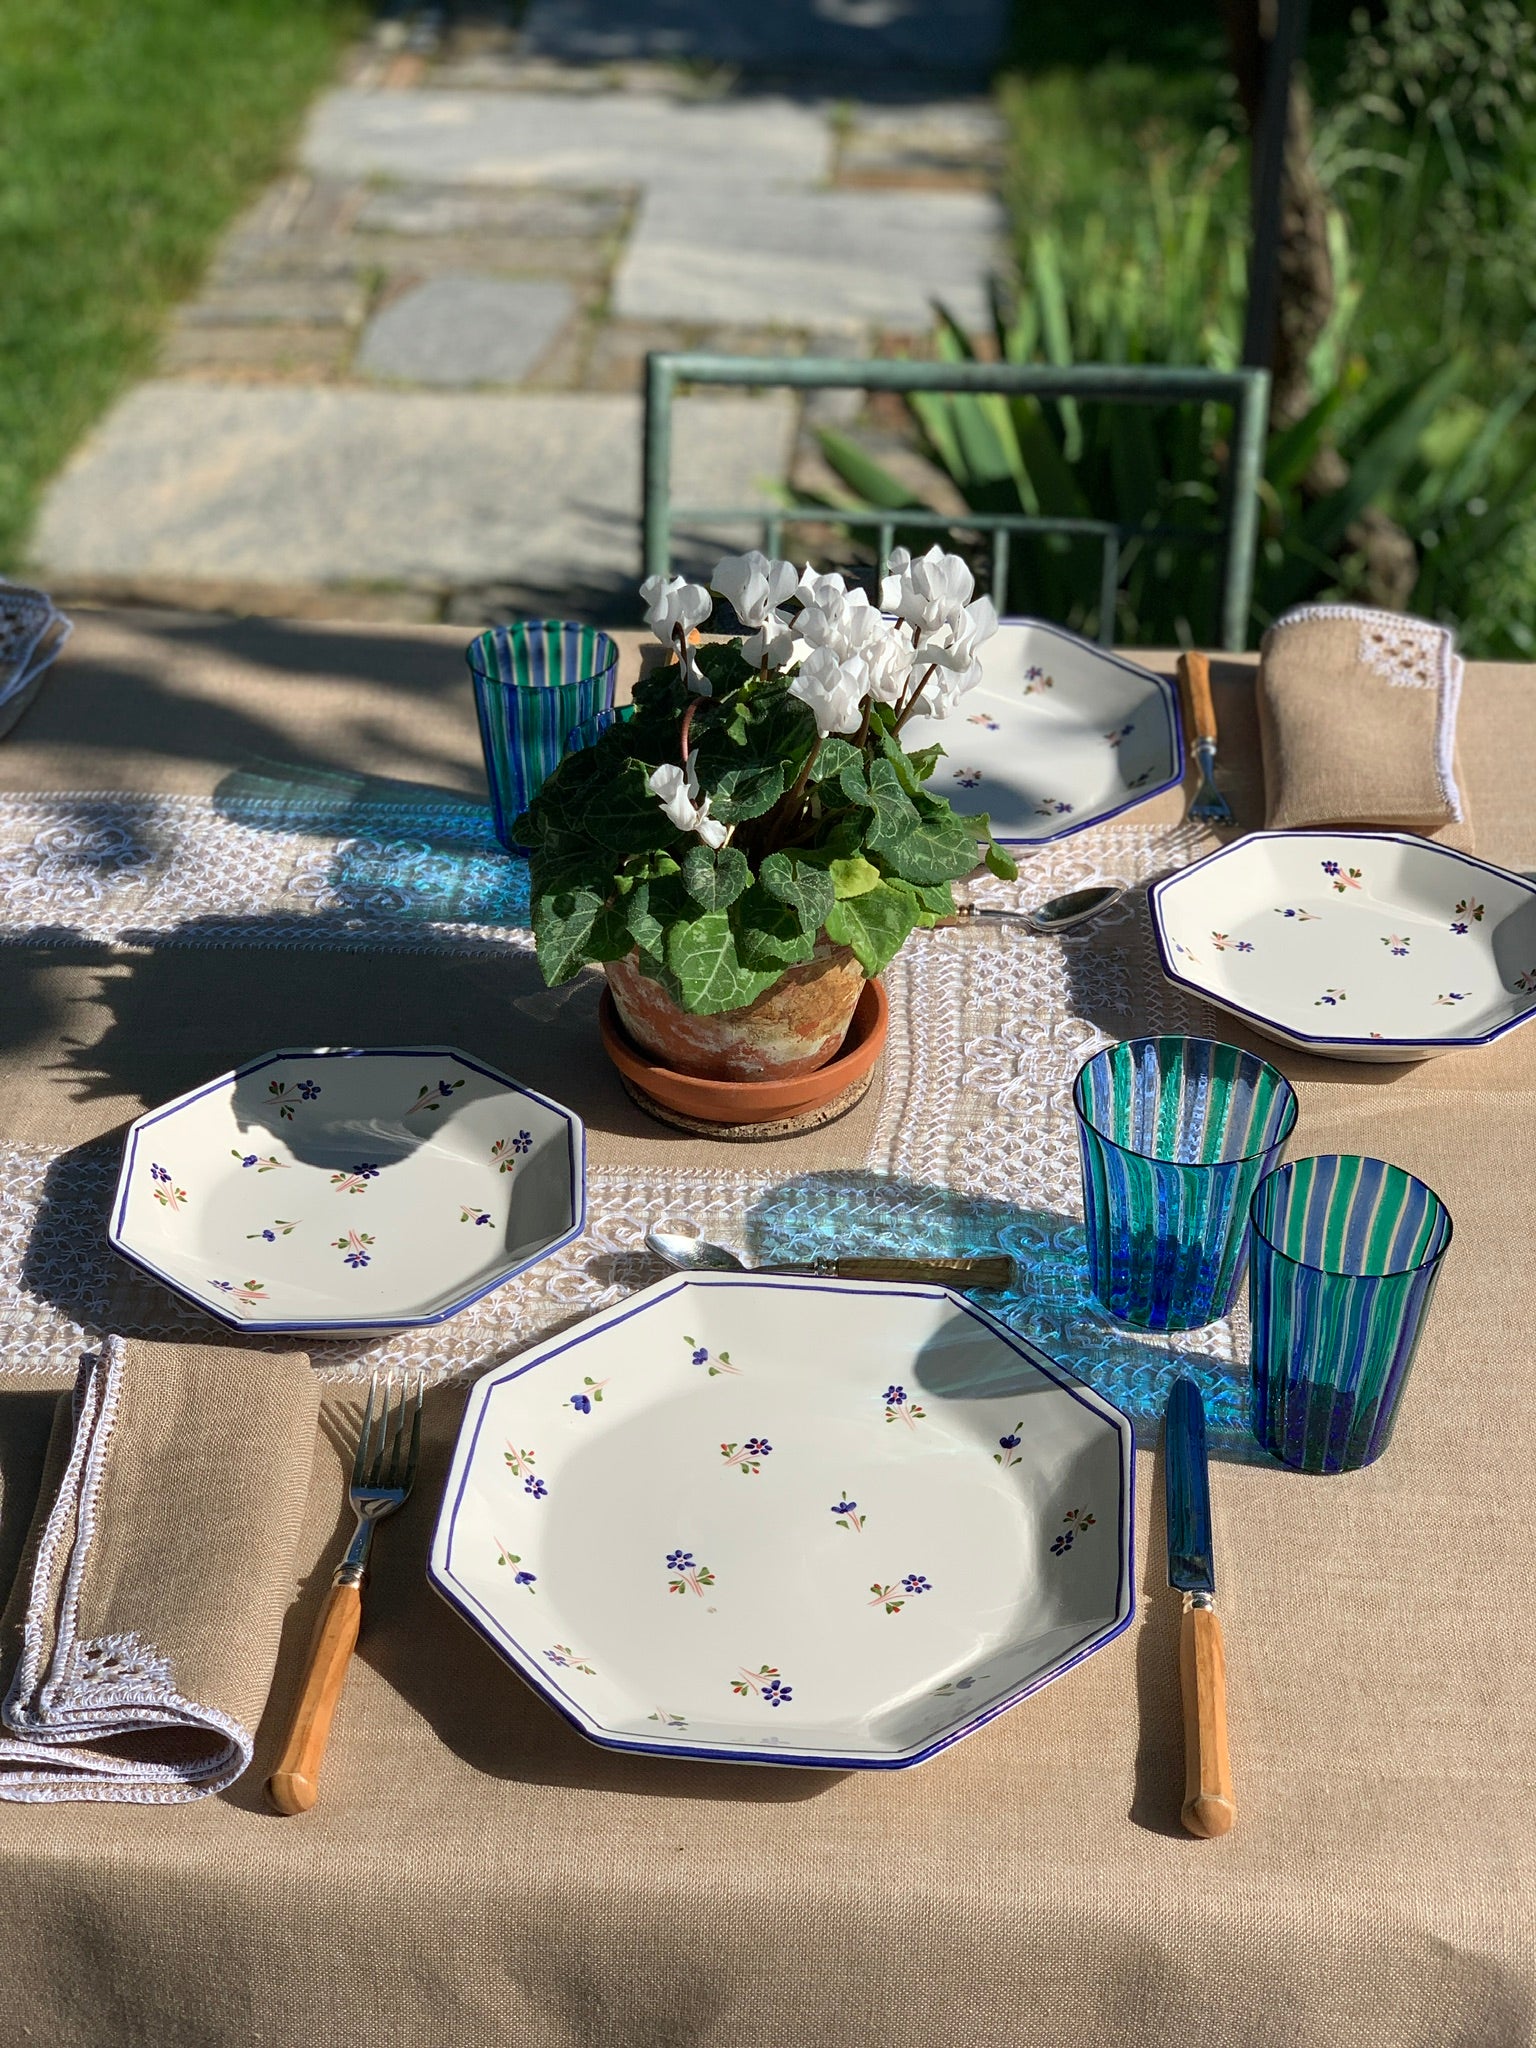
left=268, top=1372, right=423, bottom=1815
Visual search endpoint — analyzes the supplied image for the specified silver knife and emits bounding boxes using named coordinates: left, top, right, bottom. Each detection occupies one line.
left=1165, top=1377, right=1236, bottom=1837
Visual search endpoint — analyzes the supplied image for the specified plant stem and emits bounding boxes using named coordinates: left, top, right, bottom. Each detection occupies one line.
left=761, top=735, right=824, bottom=858
left=893, top=662, right=940, bottom=732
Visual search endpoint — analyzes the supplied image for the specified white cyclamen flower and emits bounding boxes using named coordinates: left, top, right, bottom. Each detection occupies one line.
left=796, top=565, right=848, bottom=610
left=647, top=758, right=728, bottom=849
left=790, top=645, right=867, bottom=739
left=798, top=585, right=884, bottom=662
left=921, top=593, right=999, bottom=672
left=860, top=615, right=917, bottom=707
left=711, top=551, right=799, bottom=672
left=877, top=545, right=912, bottom=612
left=889, top=543, right=976, bottom=633
left=907, top=593, right=998, bottom=718
left=639, top=573, right=713, bottom=693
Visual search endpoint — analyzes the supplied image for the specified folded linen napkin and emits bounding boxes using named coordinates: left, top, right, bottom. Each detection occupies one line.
left=1256, top=602, right=1470, bottom=847
left=0, top=1335, right=319, bottom=1803
left=0, top=580, right=72, bottom=742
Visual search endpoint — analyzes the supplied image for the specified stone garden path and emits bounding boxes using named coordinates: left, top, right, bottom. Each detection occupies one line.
left=30, top=2, right=1008, bottom=624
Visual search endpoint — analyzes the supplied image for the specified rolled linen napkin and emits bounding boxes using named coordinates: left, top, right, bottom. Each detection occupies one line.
left=0, top=1335, right=319, bottom=1803
left=0, top=580, right=72, bottom=742
left=1256, top=602, right=1471, bottom=847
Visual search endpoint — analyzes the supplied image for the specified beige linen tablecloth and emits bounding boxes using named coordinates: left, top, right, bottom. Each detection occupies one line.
left=0, top=611, right=1532, bottom=2046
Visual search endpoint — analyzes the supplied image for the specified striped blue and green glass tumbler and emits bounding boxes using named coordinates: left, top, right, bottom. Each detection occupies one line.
left=467, top=623, right=619, bottom=852
left=1249, top=1155, right=1452, bottom=1473
left=1074, top=1036, right=1298, bottom=1331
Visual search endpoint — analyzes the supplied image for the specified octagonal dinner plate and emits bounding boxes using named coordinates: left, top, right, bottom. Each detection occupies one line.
left=110, top=1046, right=585, bottom=1334
left=1151, top=830, right=1536, bottom=1061
left=903, top=617, right=1183, bottom=845
left=431, top=1274, right=1133, bottom=1769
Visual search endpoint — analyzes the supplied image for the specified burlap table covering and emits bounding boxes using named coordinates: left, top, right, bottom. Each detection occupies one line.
left=0, top=1336, right=318, bottom=1801
left=0, top=612, right=1531, bottom=2044
left=1257, top=603, right=1471, bottom=846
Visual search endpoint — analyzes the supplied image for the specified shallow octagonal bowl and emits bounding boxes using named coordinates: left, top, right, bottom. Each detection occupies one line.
left=1151, top=830, right=1536, bottom=1062
left=901, top=617, right=1183, bottom=845
left=430, top=1274, right=1134, bottom=1769
left=110, top=1047, right=585, bottom=1335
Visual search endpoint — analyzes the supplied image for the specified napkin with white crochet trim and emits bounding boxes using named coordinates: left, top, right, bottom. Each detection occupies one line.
left=0, top=1335, right=318, bottom=1803
left=1256, top=603, right=1471, bottom=848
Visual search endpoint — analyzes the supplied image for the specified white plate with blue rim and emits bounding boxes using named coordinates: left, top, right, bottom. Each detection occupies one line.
left=429, top=1273, right=1134, bottom=1769
left=1151, top=830, right=1536, bottom=1062
left=109, top=1046, right=585, bottom=1335
left=903, top=617, right=1183, bottom=845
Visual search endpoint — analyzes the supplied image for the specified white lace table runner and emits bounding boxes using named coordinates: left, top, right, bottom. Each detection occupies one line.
left=0, top=789, right=1250, bottom=1438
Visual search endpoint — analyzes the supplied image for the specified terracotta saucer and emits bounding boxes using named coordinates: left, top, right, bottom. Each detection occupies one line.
left=598, top=978, right=888, bottom=1129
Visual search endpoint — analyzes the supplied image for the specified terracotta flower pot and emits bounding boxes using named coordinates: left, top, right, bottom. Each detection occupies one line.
left=600, top=980, right=888, bottom=1129
left=604, top=941, right=866, bottom=1082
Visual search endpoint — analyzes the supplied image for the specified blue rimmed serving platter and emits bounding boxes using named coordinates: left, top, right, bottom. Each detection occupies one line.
left=430, top=1274, right=1134, bottom=1770
left=109, top=1046, right=585, bottom=1334
left=903, top=617, right=1183, bottom=845
left=1151, top=830, right=1536, bottom=1062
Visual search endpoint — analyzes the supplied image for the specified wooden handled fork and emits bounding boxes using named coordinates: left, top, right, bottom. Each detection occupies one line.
left=1177, top=651, right=1235, bottom=826
left=267, top=1373, right=423, bottom=1815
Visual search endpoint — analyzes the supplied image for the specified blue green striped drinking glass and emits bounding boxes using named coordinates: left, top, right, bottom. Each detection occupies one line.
left=1073, top=1036, right=1298, bottom=1332
left=1249, top=1155, right=1453, bottom=1473
left=466, top=623, right=619, bottom=852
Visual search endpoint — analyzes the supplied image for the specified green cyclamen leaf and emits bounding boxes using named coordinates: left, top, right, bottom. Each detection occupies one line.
left=809, top=736, right=862, bottom=784
left=665, top=912, right=783, bottom=1016
left=681, top=843, right=752, bottom=913
left=621, top=879, right=665, bottom=959
left=704, top=758, right=786, bottom=823
left=983, top=838, right=1020, bottom=881
left=827, top=854, right=882, bottom=900
left=824, top=881, right=919, bottom=978
left=879, top=805, right=983, bottom=886
left=874, top=724, right=931, bottom=800
left=758, top=851, right=836, bottom=934
left=861, top=757, right=923, bottom=857
left=733, top=887, right=818, bottom=972
left=585, top=758, right=684, bottom=857
left=532, top=887, right=606, bottom=985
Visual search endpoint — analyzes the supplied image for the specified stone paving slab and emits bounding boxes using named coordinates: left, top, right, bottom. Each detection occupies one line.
left=518, top=0, right=1009, bottom=75
left=178, top=275, right=370, bottom=329
left=158, top=323, right=355, bottom=381
left=353, top=183, right=627, bottom=239
left=302, top=88, right=831, bottom=193
left=615, top=182, right=1004, bottom=332
left=30, top=385, right=796, bottom=591
left=840, top=100, right=1005, bottom=184
left=356, top=276, right=576, bottom=385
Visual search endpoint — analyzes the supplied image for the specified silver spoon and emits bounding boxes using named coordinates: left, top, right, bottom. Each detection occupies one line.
left=645, top=1226, right=1014, bottom=1292
left=943, top=882, right=1124, bottom=932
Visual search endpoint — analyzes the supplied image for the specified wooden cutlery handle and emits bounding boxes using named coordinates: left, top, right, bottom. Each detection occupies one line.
left=1177, top=651, right=1218, bottom=747
left=266, top=1582, right=361, bottom=1815
left=831, top=1255, right=1014, bottom=1289
left=1179, top=1603, right=1236, bottom=1838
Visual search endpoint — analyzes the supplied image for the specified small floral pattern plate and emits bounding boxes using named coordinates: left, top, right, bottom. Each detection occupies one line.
left=110, top=1046, right=585, bottom=1333
left=1151, top=831, right=1536, bottom=1061
left=900, top=617, right=1182, bottom=845
left=430, top=1274, right=1134, bottom=1770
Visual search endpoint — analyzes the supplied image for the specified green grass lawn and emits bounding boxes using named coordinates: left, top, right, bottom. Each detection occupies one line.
left=0, top=0, right=361, bottom=570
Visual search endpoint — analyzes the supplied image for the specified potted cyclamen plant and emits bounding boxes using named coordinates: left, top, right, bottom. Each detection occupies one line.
left=515, top=544, right=1017, bottom=1095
